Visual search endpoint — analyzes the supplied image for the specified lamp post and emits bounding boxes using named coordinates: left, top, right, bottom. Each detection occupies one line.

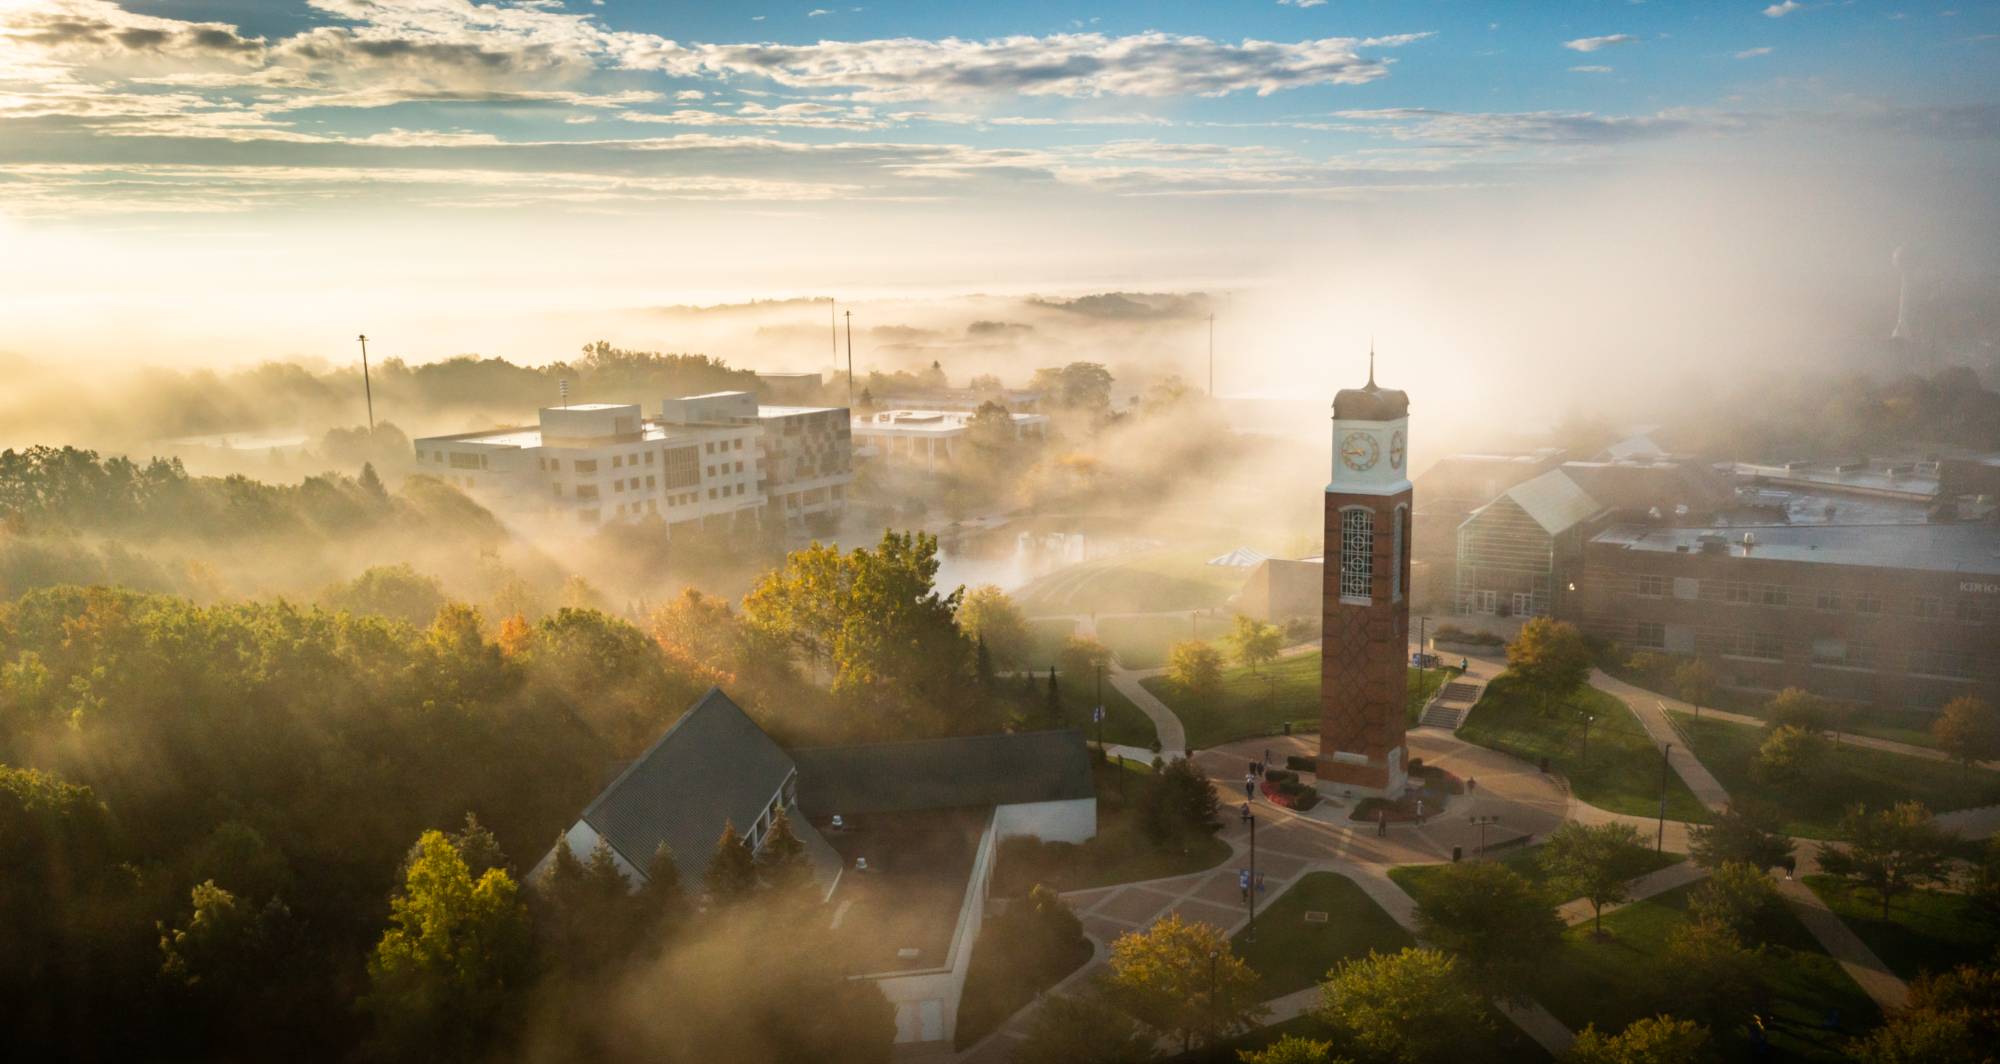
left=1656, top=742, right=1672, bottom=852
left=1581, top=713, right=1596, bottom=765
left=1239, top=803, right=1258, bottom=941
left=1470, top=814, right=1501, bottom=857
left=1207, top=948, right=1220, bottom=1047
left=1416, top=614, right=1430, bottom=705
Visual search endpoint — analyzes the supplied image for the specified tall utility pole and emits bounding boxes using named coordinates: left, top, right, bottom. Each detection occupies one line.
left=356, top=334, right=375, bottom=432
left=844, top=310, right=854, bottom=407
left=829, top=297, right=837, bottom=373
left=1207, top=313, right=1215, bottom=396
left=1656, top=743, right=1672, bottom=852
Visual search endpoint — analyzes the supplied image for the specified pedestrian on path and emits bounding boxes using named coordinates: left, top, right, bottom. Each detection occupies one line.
left=1245, top=774, right=1257, bottom=801
left=1461, top=657, right=1469, bottom=671
left=1466, top=777, right=1477, bottom=794
left=1416, top=799, right=1426, bottom=825
left=1377, top=809, right=1388, bottom=837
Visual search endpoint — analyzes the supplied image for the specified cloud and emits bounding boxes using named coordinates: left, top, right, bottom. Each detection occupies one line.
left=621, top=101, right=889, bottom=130
left=1569, top=65, right=1614, bottom=73
left=807, top=8, right=832, bottom=16
left=1276, top=0, right=1329, bottom=7
left=1763, top=1, right=1804, bottom=17
left=627, top=32, right=1434, bottom=101
left=675, top=89, right=706, bottom=100
left=1734, top=46, right=1774, bottom=59
left=1563, top=34, right=1638, bottom=52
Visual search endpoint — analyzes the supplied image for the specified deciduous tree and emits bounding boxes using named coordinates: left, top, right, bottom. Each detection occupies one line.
left=1167, top=640, right=1224, bottom=698
left=1673, top=659, right=1716, bottom=716
left=957, top=584, right=1031, bottom=669
left=1754, top=724, right=1828, bottom=786
left=1565, top=1015, right=1714, bottom=1064
left=1932, top=696, right=2000, bottom=773
left=1012, top=990, right=1155, bottom=1064
left=1688, top=801, right=1795, bottom=872
left=1228, top=614, right=1284, bottom=675
left=1687, top=862, right=1786, bottom=945
left=1540, top=821, right=1656, bottom=937
left=1318, top=947, right=1487, bottom=1064
left=1104, top=914, right=1267, bottom=1052
left=1506, top=618, right=1591, bottom=717
left=1818, top=802, right=1956, bottom=920
left=1410, top=861, right=1563, bottom=989
left=1238, top=1034, right=1348, bottom=1064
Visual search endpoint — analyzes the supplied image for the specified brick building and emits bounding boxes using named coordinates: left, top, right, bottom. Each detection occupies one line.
left=1573, top=522, right=2000, bottom=709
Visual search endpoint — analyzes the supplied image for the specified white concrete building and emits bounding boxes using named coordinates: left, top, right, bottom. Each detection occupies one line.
left=413, top=391, right=850, bottom=533
left=850, top=408, right=1047, bottom=472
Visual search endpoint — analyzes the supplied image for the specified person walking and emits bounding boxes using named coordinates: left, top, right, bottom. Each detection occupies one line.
left=1377, top=809, right=1388, bottom=837
left=1415, top=799, right=1426, bottom=825
left=1244, top=773, right=1257, bottom=802
left=1466, top=777, right=1477, bottom=794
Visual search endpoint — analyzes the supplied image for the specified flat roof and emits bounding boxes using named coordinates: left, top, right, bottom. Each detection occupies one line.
left=417, top=419, right=738, bottom=450
left=758, top=404, right=844, bottom=417
left=1591, top=522, right=2000, bottom=576
left=819, top=807, right=990, bottom=976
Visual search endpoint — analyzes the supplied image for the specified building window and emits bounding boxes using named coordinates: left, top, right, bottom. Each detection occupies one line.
left=1635, top=622, right=1666, bottom=649
left=1855, top=591, right=1882, bottom=614
left=576, top=485, right=598, bottom=500
left=1339, top=507, right=1374, bottom=603
left=664, top=447, right=699, bottom=488
left=1910, top=648, right=1976, bottom=679
left=1848, top=642, right=1877, bottom=668
left=612, top=455, right=623, bottom=468
left=1816, top=590, right=1843, bottom=611
left=1636, top=575, right=1666, bottom=597
left=574, top=459, right=597, bottom=474
left=646, top=475, right=656, bottom=489
left=1810, top=638, right=1848, bottom=666
left=1391, top=504, right=1407, bottom=602
left=551, top=484, right=563, bottom=497
left=1748, top=632, right=1783, bottom=661
left=1718, top=580, right=1751, bottom=604
left=1955, top=598, right=1992, bottom=625
left=705, top=442, right=714, bottom=454
left=644, top=451, right=655, bottom=465
left=708, top=488, right=717, bottom=500
left=1915, top=596, right=1942, bottom=619
left=1758, top=584, right=1787, bottom=606
left=448, top=452, right=482, bottom=470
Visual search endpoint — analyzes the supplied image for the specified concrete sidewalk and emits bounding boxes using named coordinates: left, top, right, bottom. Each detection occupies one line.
left=1589, top=669, right=1732, bottom=813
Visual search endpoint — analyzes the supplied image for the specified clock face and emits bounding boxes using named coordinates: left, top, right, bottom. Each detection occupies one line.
left=1389, top=429, right=1407, bottom=470
left=1340, top=431, right=1380, bottom=472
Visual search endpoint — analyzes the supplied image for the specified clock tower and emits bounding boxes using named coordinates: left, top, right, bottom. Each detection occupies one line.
left=1318, top=353, right=1413, bottom=797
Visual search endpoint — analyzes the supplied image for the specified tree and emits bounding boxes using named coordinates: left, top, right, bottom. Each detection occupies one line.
left=1104, top=914, right=1266, bottom=1052
left=1765, top=687, right=1833, bottom=733
left=1143, top=755, right=1222, bottom=849
left=640, top=843, right=689, bottom=936
left=1818, top=802, right=1956, bottom=920
left=157, top=880, right=304, bottom=1050
left=1410, top=861, right=1563, bottom=989
left=1058, top=635, right=1112, bottom=688
left=450, top=812, right=507, bottom=877
left=1239, top=1034, right=1348, bottom=1064
left=1932, top=696, right=2000, bottom=773
left=1673, top=659, right=1716, bottom=717
left=1227, top=614, right=1284, bottom=675
left=1012, top=991, right=1155, bottom=1064
left=1318, top=948, right=1487, bottom=1064
left=1968, top=838, right=2000, bottom=928
left=704, top=822, right=760, bottom=905
left=1687, top=862, right=1786, bottom=945
left=319, top=563, right=446, bottom=626
left=364, top=830, right=531, bottom=1060
left=1688, top=801, right=1795, bottom=872
left=1659, top=918, right=1765, bottom=1031
left=1167, top=640, right=1224, bottom=697
left=1047, top=666, right=1063, bottom=728
left=956, top=585, right=1031, bottom=669
left=1566, top=1015, right=1714, bottom=1064
left=1506, top=618, right=1591, bottom=716
left=1846, top=963, right=2000, bottom=1063
left=975, top=636, right=996, bottom=689
left=1540, top=821, right=1657, bottom=937
left=759, top=808, right=812, bottom=895
left=1032, top=362, right=1114, bottom=411
left=1754, top=724, right=1828, bottom=786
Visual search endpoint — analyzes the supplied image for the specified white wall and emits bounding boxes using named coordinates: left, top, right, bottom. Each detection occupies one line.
left=865, top=809, right=1001, bottom=1046
left=993, top=798, right=1096, bottom=845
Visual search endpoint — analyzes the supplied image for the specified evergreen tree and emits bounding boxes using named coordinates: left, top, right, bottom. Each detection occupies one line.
left=1047, top=666, right=1062, bottom=727
left=640, top=843, right=689, bottom=936
left=974, top=634, right=995, bottom=689
left=759, top=808, right=813, bottom=895
left=450, top=812, right=507, bottom=876
left=704, top=821, right=759, bottom=904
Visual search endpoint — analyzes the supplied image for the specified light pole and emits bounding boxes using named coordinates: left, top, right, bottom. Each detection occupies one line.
left=1656, top=742, right=1672, bottom=852
left=1239, top=803, right=1258, bottom=941
left=1416, top=614, right=1430, bottom=702
left=1207, top=948, right=1219, bottom=1049
left=1094, top=660, right=1105, bottom=754
left=1581, top=713, right=1596, bottom=765
left=1470, top=814, right=1501, bottom=857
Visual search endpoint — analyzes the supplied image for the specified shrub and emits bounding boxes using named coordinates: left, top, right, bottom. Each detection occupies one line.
left=1285, top=755, right=1316, bottom=772
left=1263, top=769, right=1298, bottom=785
left=1292, top=792, right=1320, bottom=811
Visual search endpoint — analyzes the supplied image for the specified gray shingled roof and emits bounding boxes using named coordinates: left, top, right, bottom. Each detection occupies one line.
left=790, top=729, right=1094, bottom=818
left=581, top=687, right=795, bottom=887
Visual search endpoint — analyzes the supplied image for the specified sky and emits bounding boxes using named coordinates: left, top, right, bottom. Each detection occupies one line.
left=1, top=0, right=1997, bottom=384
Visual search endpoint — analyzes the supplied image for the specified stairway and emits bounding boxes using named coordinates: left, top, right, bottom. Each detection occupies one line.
left=1418, top=680, right=1484, bottom=732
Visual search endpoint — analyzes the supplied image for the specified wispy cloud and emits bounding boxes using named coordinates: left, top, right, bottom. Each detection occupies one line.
left=1569, top=65, right=1615, bottom=74
left=1563, top=34, right=1638, bottom=53
left=1276, top=0, right=1328, bottom=7
left=1734, top=46, right=1774, bottom=59
left=1763, top=1, right=1804, bottom=17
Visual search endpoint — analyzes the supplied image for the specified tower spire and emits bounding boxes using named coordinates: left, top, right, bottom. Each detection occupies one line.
left=1367, top=337, right=1376, bottom=387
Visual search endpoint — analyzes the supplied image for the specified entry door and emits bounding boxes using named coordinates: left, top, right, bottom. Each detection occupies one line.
left=1511, top=592, right=1534, bottom=617
left=1480, top=590, right=1498, bottom=615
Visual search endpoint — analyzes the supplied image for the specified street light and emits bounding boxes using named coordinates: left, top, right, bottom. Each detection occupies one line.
left=1470, top=814, right=1502, bottom=857
left=1581, top=713, right=1596, bottom=765
left=1239, top=803, right=1258, bottom=942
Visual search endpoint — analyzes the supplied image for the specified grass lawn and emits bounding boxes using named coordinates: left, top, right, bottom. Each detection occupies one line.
left=1389, top=845, right=1685, bottom=912
left=1456, top=674, right=1711, bottom=823
left=1231, top=872, right=1417, bottom=996
left=1058, top=677, right=1156, bottom=749
left=1096, top=613, right=1218, bottom=669
left=1023, top=616, right=1077, bottom=666
left=1595, top=655, right=1941, bottom=749
left=1142, top=651, right=1454, bottom=749
left=1526, top=882, right=1879, bottom=1061
left=993, top=757, right=1230, bottom=896
left=1166, top=1008, right=1547, bottom=1063
left=1014, top=548, right=1245, bottom=617
left=1671, top=712, right=2000, bottom=838
left=1803, top=875, right=2000, bottom=981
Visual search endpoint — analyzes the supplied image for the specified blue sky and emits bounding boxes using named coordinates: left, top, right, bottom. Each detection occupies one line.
left=0, top=1, right=1995, bottom=368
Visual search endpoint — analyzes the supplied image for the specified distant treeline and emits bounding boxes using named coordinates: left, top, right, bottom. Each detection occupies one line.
left=1669, top=366, right=2000, bottom=459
